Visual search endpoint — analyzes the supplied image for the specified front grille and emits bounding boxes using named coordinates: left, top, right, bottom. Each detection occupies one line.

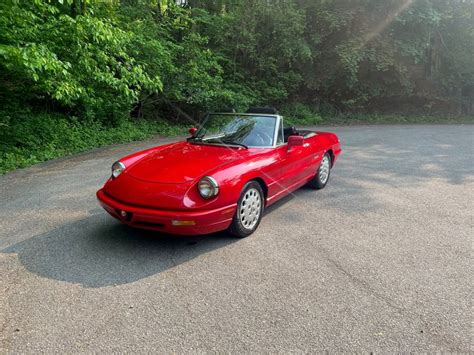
left=133, top=221, right=165, bottom=228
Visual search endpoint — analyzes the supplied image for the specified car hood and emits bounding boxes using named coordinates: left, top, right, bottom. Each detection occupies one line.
left=127, top=141, right=243, bottom=184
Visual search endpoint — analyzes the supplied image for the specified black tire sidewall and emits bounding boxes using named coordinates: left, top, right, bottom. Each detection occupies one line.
left=309, top=152, right=331, bottom=189
left=318, top=153, right=331, bottom=186
left=229, top=181, right=264, bottom=237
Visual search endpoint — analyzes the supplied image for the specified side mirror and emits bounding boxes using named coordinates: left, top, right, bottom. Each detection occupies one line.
left=287, top=135, right=304, bottom=149
left=189, top=127, right=198, bottom=136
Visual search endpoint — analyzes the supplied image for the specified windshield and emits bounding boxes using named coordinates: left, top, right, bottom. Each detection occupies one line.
left=193, top=114, right=277, bottom=148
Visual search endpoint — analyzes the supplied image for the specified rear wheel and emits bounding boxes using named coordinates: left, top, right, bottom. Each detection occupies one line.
left=228, top=181, right=264, bottom=238
left=308, top=152, right=331, bottom=190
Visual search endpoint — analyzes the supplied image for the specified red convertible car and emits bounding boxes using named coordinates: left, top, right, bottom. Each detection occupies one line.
left=97, top=108, right=341, bottom=237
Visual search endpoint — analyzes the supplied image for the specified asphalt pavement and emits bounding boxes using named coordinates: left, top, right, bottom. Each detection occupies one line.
left=0, top=125, right=472, bottom=352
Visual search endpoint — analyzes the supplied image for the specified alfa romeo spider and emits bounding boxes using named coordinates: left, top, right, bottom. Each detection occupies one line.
left=97, top=108, right=341, bottom=237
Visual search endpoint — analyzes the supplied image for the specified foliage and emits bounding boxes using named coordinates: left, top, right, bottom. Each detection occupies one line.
left=282, top=103, right=323, bottom=126
left=0, top=0, right=472, bottom=173
left=1, top=0, right=472, bottom=118
left=0, top=111, right=184, bottom=174
left=0, top=1, right=162, bottom=121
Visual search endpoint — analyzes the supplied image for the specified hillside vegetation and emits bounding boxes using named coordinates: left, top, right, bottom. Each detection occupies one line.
left=0, top=0, right=473, bottom=173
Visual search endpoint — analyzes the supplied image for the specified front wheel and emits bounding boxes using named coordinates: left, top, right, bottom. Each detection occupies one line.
left=228, top=181, right=264, bottom=238
left=308, top=152, right=331, bottom=190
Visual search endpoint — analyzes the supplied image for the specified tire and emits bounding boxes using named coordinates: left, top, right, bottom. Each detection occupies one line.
left=228, top=181, right=264, bottom=238
left=308, top=152, right=331, bottom=190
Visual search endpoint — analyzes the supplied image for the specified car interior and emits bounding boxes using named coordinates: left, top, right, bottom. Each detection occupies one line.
left=283, top=126, right=316, bottom=142
left=244, top=107, right=317, bottom=143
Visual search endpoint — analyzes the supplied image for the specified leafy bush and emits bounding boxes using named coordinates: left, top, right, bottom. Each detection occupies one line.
left=0, top=112, right=184, bottom=174
left=0, top=1, right=162, bottom=121
left=0, top=0, right=472, bottom=173
left=282, top=104, right=323, bottom=126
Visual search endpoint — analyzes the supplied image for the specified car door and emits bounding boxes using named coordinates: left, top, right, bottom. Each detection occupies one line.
left=281, top=139, right=313, bottom=188
left=268, top=120, right=309, bottom=191
left=259, top=121, right=318, bottom=202
left=258, top=145, right=290, bottom=200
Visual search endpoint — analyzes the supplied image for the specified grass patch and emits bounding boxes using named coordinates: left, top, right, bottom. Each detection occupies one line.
left=1, top=109, right=472, bottom=175
left=318, top=114, right=474, bottom=125
left=0, top=112, right=185, bottom=174
left=281, top=104, right=473, bottom=126
left=281, top=103, right=323, bottom=126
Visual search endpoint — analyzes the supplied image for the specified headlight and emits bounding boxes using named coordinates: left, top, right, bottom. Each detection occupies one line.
left=198, top=176, right=219, bottom=199
left=111, top=161, right=125, bottom=178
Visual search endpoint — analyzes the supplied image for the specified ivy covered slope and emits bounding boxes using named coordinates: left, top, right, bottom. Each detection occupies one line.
left=0, top=0, right=473, bottom=173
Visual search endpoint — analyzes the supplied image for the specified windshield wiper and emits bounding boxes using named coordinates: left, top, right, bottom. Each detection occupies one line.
left=221, top=140, right=248, bottom=149
left=188, top=136, right=203, bottom=142
left=189, top=137, right=248, bottom=149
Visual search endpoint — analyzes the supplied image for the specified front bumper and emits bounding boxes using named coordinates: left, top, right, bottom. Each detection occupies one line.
left=97, top=189, right=236, bottom=235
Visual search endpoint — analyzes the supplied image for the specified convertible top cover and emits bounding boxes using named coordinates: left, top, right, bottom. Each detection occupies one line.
left=245, top=107, right=279, bottom=115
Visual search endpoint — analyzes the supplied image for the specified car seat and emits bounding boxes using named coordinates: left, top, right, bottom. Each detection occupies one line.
left=283, top=126, right=298, bottom=143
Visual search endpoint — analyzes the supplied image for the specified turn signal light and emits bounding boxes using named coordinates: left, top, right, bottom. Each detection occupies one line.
left=171, top=220, right=196, bottom=226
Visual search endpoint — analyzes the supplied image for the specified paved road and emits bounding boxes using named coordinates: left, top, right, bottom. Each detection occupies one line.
left=1, top=125, right=472, bottom=352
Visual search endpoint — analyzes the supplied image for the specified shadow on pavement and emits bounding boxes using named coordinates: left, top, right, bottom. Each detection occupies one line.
left=2, top=213, right=238, bottom=288
left=1, top=190, right=300, bottom=289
